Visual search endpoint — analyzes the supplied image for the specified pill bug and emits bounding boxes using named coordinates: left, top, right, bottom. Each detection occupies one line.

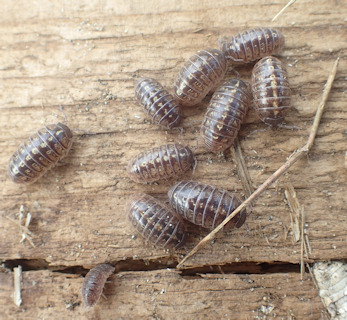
left=251, top=56, right=291, bottom=125
left=127, top=143, right=196, bottom=184
left=82, top=263, right=115, bottom=307
left=168, top=181, right=246, bottom=230
left=8, top=123, right=73, bottom=184
left=135, top=78, right=182, bottom=129
left=174, top=49, right=227, bottom=107
left=219, top=28, right=285, bottom=64
left=201, top=78, right=252, bottom=152
left=128, top=193, right=186, bottom=248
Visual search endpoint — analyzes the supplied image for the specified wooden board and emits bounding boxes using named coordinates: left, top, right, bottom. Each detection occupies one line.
left=0, top=0, right=346, bottom=317
left=1, top=269, right=324, bottom=319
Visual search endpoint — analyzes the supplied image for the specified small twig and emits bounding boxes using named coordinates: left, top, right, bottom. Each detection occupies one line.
left=177, top=58, right=339, bottom=269
left=13, top=266, right=22, bottom=307
left=300, top=206, right=305, bottom=280
left=231, top=138, right=254, bottom=198
left=272, top=0, right=299, bottom=21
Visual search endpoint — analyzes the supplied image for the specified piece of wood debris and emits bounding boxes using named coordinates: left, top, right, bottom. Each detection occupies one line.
left=13, top=266, right=22, bottom=307
left=6, top=205, right=35, bottom=247
left=284, top=183, right=301, bottom=242
left=231, top=138, right=254, bottom=198
left=313, top=262, right=347, bottom=320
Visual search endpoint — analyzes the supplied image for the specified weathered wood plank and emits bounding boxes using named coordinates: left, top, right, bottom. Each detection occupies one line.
left=0, top=269, right=324, bottom=319
left=0, top=0, right=346, bottom=269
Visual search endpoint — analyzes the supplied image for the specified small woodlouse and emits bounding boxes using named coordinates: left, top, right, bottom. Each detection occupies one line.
left=128, top=193, right=186, bottom=248
left=201, top=78, right=252, bottom=152
left=135, top=78, right=182, bottom=129
left=219, top=28, right=285, bottom=64
left=82, top=263, right=115, bottom=307
left=174, top=49, right=227, bottom=107
left=251, top=56, right=291, bottom=125
left=8, top=123, right=73, bottom=184
left=168, top=181, right=246, bottom=230
left=127, top=143, right=195, bottom=184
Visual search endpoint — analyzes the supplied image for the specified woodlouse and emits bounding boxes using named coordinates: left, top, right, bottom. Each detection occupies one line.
left=127, top=144, right=195, bottom=184
left=174, top=49, right=227, bottom=106
left=8, top=123, right=73, bottom=184
left=135, top=78, right=182, bottom=129
left=219, top=28, right=285, bottom=64
left=201, top=78, right=252, bottom=152
left=82, top=263, right=115, bottom=307
left=168, top=181, right=246, bottom=230
left=251, top=56, right=291, bottom=125
left=128, top=193, right=186, bottom=248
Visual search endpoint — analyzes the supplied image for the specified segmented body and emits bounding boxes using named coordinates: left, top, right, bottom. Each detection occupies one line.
left=219, top=28, right=285, bottom=64
left=127, top=144, right=195, bottom=183
left=201, top=78, right=251, bottom=152
left=168, top=181, right=246, bottom=230
left=82, top=264, right=115, bottom=307
left=8, top=123, right=73, bottom=184
left=135, top=78, right=182, bottom=128
left=128, top=194, right=186, bottom=248
left=251, top=56, right=291, bottom=125
left=174, top=49, right=227, bottom=106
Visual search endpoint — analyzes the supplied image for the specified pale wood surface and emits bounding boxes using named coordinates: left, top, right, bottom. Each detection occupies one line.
left=0, top=0, right=346, bottom=318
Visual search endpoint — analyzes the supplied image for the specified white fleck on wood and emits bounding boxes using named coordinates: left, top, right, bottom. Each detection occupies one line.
left=313, top=262, right=347, bottom=320
left=13, top=266, right=22, bottom=307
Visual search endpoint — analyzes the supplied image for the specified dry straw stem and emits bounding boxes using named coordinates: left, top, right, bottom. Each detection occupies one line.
left=272, top=0, right=299, bottom=21
left=177, top=57, right=340, bottom=269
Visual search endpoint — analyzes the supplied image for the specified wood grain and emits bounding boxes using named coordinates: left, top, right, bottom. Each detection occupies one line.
left=0, top=0, right=346, bottom=317
left=0, top=269, right=324, bottom=319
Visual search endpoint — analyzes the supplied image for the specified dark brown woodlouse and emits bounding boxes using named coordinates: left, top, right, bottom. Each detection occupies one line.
left=135, top=78, right=182, bottom=129
left=8, top=123, right=73, bottom=184
left=174, top=49, right=227, bottom=106
left=168, top=181, right=246, bottom=230
left=128, top=193, right=186, bottom=248
left=219, top=28, right=285, bottom=64
left=201, top=78, right=252, bottom=153
left=82, top=263, right=115, bottom=307
left=251, top=56, right=291, bottom=125
left=127, top=144, right=196, bottom=184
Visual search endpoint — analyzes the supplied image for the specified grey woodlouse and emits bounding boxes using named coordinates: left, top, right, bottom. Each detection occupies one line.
left=251, top=56, right=291, bottom=125
left=168, top=181, right=246, bottom=230
left=174, top=49, right=227, bottom=106
left=8, top=123, right=73, bottom=184
left=82, top=263, right=115, bottom=307
left=127, top=143, right=196, bottom=184
left=219, top=28, right=285, bottom=64
left=128, top=193, right=186, bottom=248
left=201, top=78, right=252, bottom=153
left=135, top=78, right=182, bottom=129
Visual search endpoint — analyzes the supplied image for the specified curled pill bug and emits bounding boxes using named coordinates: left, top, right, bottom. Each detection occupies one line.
left=128, top=193, right=186, bottom=249
left=174, top=49, right=227, bottom=107
left=251, top=56, right=291, bottom=126
left=8, top=123, right=73, bottom=184
left=201, top=78, right=252, bottom=153
left=168, top=181, right=246, bottom=230
left=219, top=28, right=285, bottom=64
left=82, top=263, right=115, bottom=307
left=135, top=78, right=182, bottom=129
left=127, top=143, right=196, bottom=184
